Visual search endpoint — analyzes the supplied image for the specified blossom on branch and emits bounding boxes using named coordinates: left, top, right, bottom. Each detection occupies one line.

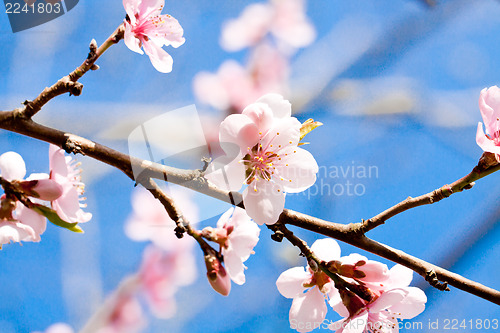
left=276, top=239, right=342, bottom=333
left=205, top=94, right=319, bottom=225
left=476, top=85, right=500, bottom=162
left=329, top=265, right=427, bottom=333
left=202, top=207, right=260, bottom=285
left=123, top=0, right=185, bottom=73
left=49, top=145, right=92, bottom=224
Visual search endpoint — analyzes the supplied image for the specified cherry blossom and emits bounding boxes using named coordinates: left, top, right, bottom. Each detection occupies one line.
left=205, top=252, right=232, bottom=296
left=138, top=244, right=197, bottom=318
left=123, top=0, right=185, bottom=73
left=276, top=238, right=342, bottom=333
left=0, top=201, right=46, bottom=246
left=203, top=207, right=260, bottom=285
left=49, top=145, right=92, bottom=224
left=193, top=43, right=289, bottom=112
left=205, top=94, right=319, bottom=225
left=125, top=186, right=198, bottom=251
left=220, top=0, right=316, bottom=52
left=335, top=253, right=390, bottom=283
left=476, top=86, right=500, bottom=162
left=329, top=265, right=427, bottom=333
left=97, top=294, right=147, bottom=333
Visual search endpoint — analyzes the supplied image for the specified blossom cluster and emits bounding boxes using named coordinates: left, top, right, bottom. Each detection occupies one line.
left=276, top=239, right=427, bottom=333
left=0, top=145, right=91, bottom=247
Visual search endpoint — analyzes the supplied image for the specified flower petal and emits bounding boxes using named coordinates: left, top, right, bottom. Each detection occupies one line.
left=476, top=122, right=500, bottom=155
left=219, top=114, right=259, bottom=151
left=389, top=287, right=427, bottom=319
left=276, top=147, right=318, bottom=193
left=0, top=220, right=35, bottom=245
left=369, top=288, right=407, bottom=313
left=289, top=287, right=327, bottom=333
left=310, top=238, right=341, bottom=262
left=224, top=250, right=246, bottom=285
left=205, top=153, right=245, bottom=193
left=0, top=151, right=26, bottom=181
left=242, top=102, right=275, bottom=136
left=256, top=93, right=292, bottom=119
left=16, top=203, right=46, bottom=241
left=276, top=266, right=310, bottom=298
left=124, top=22, right=144, bottom=54
left=243, top=180, right=285, bottom=225
left=142, top=40, right=174, bottom=73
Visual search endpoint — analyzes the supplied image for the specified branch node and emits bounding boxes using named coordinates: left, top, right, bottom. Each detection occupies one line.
left=425, top=270, right=450, bottom=291
left=270, top=229, right=284, bottom=242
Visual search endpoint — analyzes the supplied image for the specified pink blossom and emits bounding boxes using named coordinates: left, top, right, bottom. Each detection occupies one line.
left=0, top=202, right=46, bottom=246
left=205, top=94, right=318, bottom=225
left=49, top=145, right=92, bottom=224
left=125, top=186, right=198, bottom=251
left=330, top=265, right=427, bottom=333
left=220, top=0, right=315, bottom=52
left=193, top=44, right=289, bottom=112
left=276, top=238, right=342, bottom=333
left=97, top=294, right=147, bottom=333
left=476, top=86, right=500, bottom=161
left=123, top=0, right=185, bottom=73
left=337, top=253, right=390, bottom=283
left=138, top=243, right=197, bottom=318
left=204, top=207, right=260, bottom=285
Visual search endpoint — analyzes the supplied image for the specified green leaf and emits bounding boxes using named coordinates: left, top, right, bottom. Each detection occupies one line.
left=32, top=204, right=84, bottom=233
left=299, top=118, right=323, bottom=141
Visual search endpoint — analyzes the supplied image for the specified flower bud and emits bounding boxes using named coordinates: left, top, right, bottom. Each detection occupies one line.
left=204, top=254, right=231, bottom=296
left=20, top=179, right=63, bottom=201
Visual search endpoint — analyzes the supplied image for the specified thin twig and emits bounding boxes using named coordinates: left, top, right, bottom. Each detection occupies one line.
left=14, top=24, right=125, bottom=119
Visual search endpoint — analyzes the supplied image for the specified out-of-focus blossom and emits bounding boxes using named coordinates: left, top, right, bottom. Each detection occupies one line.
left=205, top=94, right=318, bottom=225
left=476, top=86, right=500, bottom=162
left=125, top=186, right=198, bottom=251
left=138, top=243, right=197, bottom=318
left=49, top=145, right=92, bottom=224
left=276, top=239, right=341, bottom=333
left=203, top=207, right=260, bottom=285
left=97, top=294, right=147, bottom=333
left=329, top=265, right=427, bottom=333
left=193, top=43, right=289, bottom=112
left=220, top=0, right=315, bottom=52
left=123, top=0, right=185, bottom=73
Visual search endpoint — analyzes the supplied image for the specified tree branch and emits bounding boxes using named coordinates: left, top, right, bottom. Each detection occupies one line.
left=0, top=110, right=499, bottom=305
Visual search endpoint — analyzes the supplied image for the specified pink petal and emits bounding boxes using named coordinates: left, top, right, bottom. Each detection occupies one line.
left=476, top=123, right=500, bottom=155
left=369, top=288, right=407, bottom=313
left=224, top=208, right=260, bottom=259
left=16, top=203, right=46, bottom=241
left=256, top=93, right=292, bottom=118
left=204, top=153, right=246, bottom=192
left=219, top=114, right=259, bottom=151
left=386, top=264, right=414, bottom=289
left=150, top=14, right=185, bottom=48
left=124, top=22, right=144, bottom=54
left=389, top=287, right=427, bottom=319
left=276, top=266, right=310, bottom=298
left=310, top=238, right=341, bottom=262
left=479, top=86, right=500, bottom=133
left=260, top=116, right=301, bottom=149
left=341, top=254, right=390, bottom=283
left=122, top=0, right=138, bottom=24
left=242, top=102, right=275, bottom=135
left=142, top=40, right=174, bottom=73
left=0, top=151, right=26, bottom=181
left=0, top=220, right=34, bottom=245
left=335, top=310, right=368, bottom=333
left=289, top=287, right=327, bottom=333
left=276, top=147, right=318, bottom=193
left=49, top=145, right=68, bottom=178
left=224, top=250, right=246, bottom=285
left=137, top=0, right=164, bottom=19
left=243, top=180, right=285, bottom=225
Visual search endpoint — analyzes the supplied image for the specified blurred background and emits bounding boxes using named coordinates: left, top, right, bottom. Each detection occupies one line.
left=0, top=0, right=499, bottom=332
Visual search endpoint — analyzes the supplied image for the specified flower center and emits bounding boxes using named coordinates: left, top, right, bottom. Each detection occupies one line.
left=242, top=142, right=279, bottom=184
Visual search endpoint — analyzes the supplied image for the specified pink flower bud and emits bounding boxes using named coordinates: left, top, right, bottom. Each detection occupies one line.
left=205, top=254, right=231, bottom=296
left=21, top=179, right=63, bottom=201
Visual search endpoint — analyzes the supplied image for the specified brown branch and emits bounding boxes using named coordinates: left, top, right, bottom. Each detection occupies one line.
left=14, top=24, right=125, bottom=120
left=351, top=152, right=500, bottom=234
left=0, top=111, right=499, bottom=305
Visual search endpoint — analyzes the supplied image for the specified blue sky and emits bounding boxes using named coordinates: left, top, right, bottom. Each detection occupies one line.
left=0, top=0, right=499, bottom=332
